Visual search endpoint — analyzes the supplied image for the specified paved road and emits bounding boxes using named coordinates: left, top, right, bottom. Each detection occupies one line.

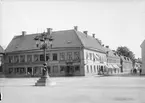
left=0, top=76, right=145, bottom=103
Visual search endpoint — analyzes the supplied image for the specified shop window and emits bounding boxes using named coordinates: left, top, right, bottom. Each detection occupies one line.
left=20, top=55, right=25, bottom=63
left=34, top=54, right=39, bottom=62
left=27, top=55, right=32, bottom=62
left=60, top=53, right=65, bottom=61
left=53, top=53, right=57, bottom=61
left=67, top=52, right=72, bottom=60
left=20, top=67, right=25, bottom=74
left=60, top=66, right=65, bottom=72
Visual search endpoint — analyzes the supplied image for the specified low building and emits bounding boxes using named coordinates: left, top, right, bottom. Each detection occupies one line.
left=103, top=46, right=121, bottom=74
left=120, top=56, right=133, bottom=73
left=4, top=26, right=106, bottom=77
left=141, top=40, right=145, bottom=74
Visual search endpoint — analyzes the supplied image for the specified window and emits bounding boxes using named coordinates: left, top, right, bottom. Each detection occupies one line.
left=53, top=53, right=57, bottom=61
left=20, top=67, right=25, bottom=74
left=60, top=66, right=65, bottom=72
left=46, top=54, right=50, bottom=61
left=34, top=54, right=39, bottom=62
left=14, top=56, right=19, bottom=63
left=89, top=53, right=92, bottom=60
left=8, top=56, right=13, bottom=63
left=86, top=52, right=89, bottom=60
left=87, top=65, right=89, bottom=73
left=74, top=52, right=80, bottom=61
left=27, top=55, right=32, bottom=62
left=94, top=65, right=96, bottom=72
left=67, top=52, right=72, bottom=60
left=20, top=55, right=25, bottom=62
left=90, top=65, right=92, bottom=73
left=75, top=65, right=80, bottom=72
left=9, top=68, right=13, bottom=74
left=60, top=52, right=65, bottom=61
left=47, top=66, right=51, bottom=73
left=40, top=54, right=44, bottom=61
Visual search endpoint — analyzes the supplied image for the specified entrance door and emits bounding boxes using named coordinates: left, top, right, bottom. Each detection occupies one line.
left=27, top=67, right=33, bottom=76
left=65, top=66, right=74, bottom=76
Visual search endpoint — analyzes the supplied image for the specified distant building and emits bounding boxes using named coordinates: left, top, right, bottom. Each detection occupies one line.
left=4, top=27, right=107, bottom=77
left=103, top=46, right=121, bottom=74
left=120, top=56, right=133, bottom=73
left=0, top=46, right=4, bottom=74
left=141, top=40, right=145, bottom=74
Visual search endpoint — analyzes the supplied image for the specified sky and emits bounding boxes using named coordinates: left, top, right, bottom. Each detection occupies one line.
left=0, top=0, right=145, bottom=58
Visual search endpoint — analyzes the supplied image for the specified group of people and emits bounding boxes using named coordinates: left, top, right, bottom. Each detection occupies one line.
left=131, top=68, right=142, bottom=75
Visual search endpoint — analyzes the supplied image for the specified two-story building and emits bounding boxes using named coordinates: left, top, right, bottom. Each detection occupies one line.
left=141, top=40, right=145, bottom=74
left=4, top=26, right=106, bottom=77
left=103, top=46, right=120, bottom=74
left=120, top=55, right=133, bottom=73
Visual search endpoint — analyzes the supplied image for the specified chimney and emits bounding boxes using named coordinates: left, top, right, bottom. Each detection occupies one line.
left=106, top=46, right=109, bottom=48
left=74, top=26, right=78, bottom=31
left=22, top=31, right=26, bottom=36
left=83, top=31, right=88, bottom=36
left=92, top=34, right=95, bottom=38
left=47, top=28, right=52, bottom=35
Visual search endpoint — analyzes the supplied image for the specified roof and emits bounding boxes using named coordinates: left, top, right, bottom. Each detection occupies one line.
left=5, top=29, right=106, bottom=53
left=0, top=45, right=4, bottom=53
left=75, top=30, right=105, bottom=53
left=102, top=47, right=120, bottom=59
left=120, top=55, right=132, bottom=62
left=141, top=39, right=145, bottom=48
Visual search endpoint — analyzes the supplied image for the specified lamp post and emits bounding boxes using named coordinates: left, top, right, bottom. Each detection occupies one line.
left=34, top=30, right=53, bottom=86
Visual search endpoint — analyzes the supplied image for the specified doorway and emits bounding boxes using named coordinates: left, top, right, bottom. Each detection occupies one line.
left=65, top=66, right=74, bottom=76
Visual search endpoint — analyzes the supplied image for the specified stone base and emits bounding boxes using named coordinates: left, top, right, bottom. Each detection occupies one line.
left=35, top=75, right=56, bottom=86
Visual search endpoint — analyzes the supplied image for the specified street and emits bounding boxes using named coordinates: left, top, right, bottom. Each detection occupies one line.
left=0, top=76, right=145, bottom=103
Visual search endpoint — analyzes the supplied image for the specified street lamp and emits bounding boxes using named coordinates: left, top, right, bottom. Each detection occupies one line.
left=34, top=30, right=53, bottom=86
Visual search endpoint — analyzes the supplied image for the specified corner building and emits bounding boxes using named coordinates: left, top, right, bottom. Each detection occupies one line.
left=4, top=27, right=106, bottom=77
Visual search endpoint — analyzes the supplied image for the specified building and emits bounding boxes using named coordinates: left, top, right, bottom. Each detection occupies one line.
left=120, top=55, right=133, bottom=73
left=141, top=40, right=145, bottom=74
left=4, top=27, right=107, bottom=77
left=103, top=46, right=121, bottom=74
left=0, top=45, right=4, bottom=75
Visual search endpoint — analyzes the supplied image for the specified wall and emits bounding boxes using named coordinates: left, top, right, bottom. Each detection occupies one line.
left=141, top=45, right=145, bottom=74
left=4, top=47, right=84, bottom=77
left=83, top=48, right=107, bottom=76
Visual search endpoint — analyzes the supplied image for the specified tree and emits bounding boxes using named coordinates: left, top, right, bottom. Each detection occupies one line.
left=116, top=46, right=135, bottom=66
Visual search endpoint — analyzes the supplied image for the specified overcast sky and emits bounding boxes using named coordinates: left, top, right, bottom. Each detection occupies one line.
left=0, top=0, right=145, bottom=58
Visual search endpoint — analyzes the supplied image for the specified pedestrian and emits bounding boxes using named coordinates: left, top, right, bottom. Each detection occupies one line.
left=139, top=69, right=142, bottom=75
left=0, top=92, right=2, bottom=101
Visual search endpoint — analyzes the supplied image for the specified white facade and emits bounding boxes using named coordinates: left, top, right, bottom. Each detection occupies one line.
left=141, top=40, right=145, bottom=74
left=83, top=48, right=107, bottom=76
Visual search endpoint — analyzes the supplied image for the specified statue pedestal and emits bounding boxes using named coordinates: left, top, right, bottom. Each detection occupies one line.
left=35, top=72, right=56, bottom=86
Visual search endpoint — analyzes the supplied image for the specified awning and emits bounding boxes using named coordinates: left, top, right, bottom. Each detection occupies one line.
left=112, top=64, right=120, bottom=69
